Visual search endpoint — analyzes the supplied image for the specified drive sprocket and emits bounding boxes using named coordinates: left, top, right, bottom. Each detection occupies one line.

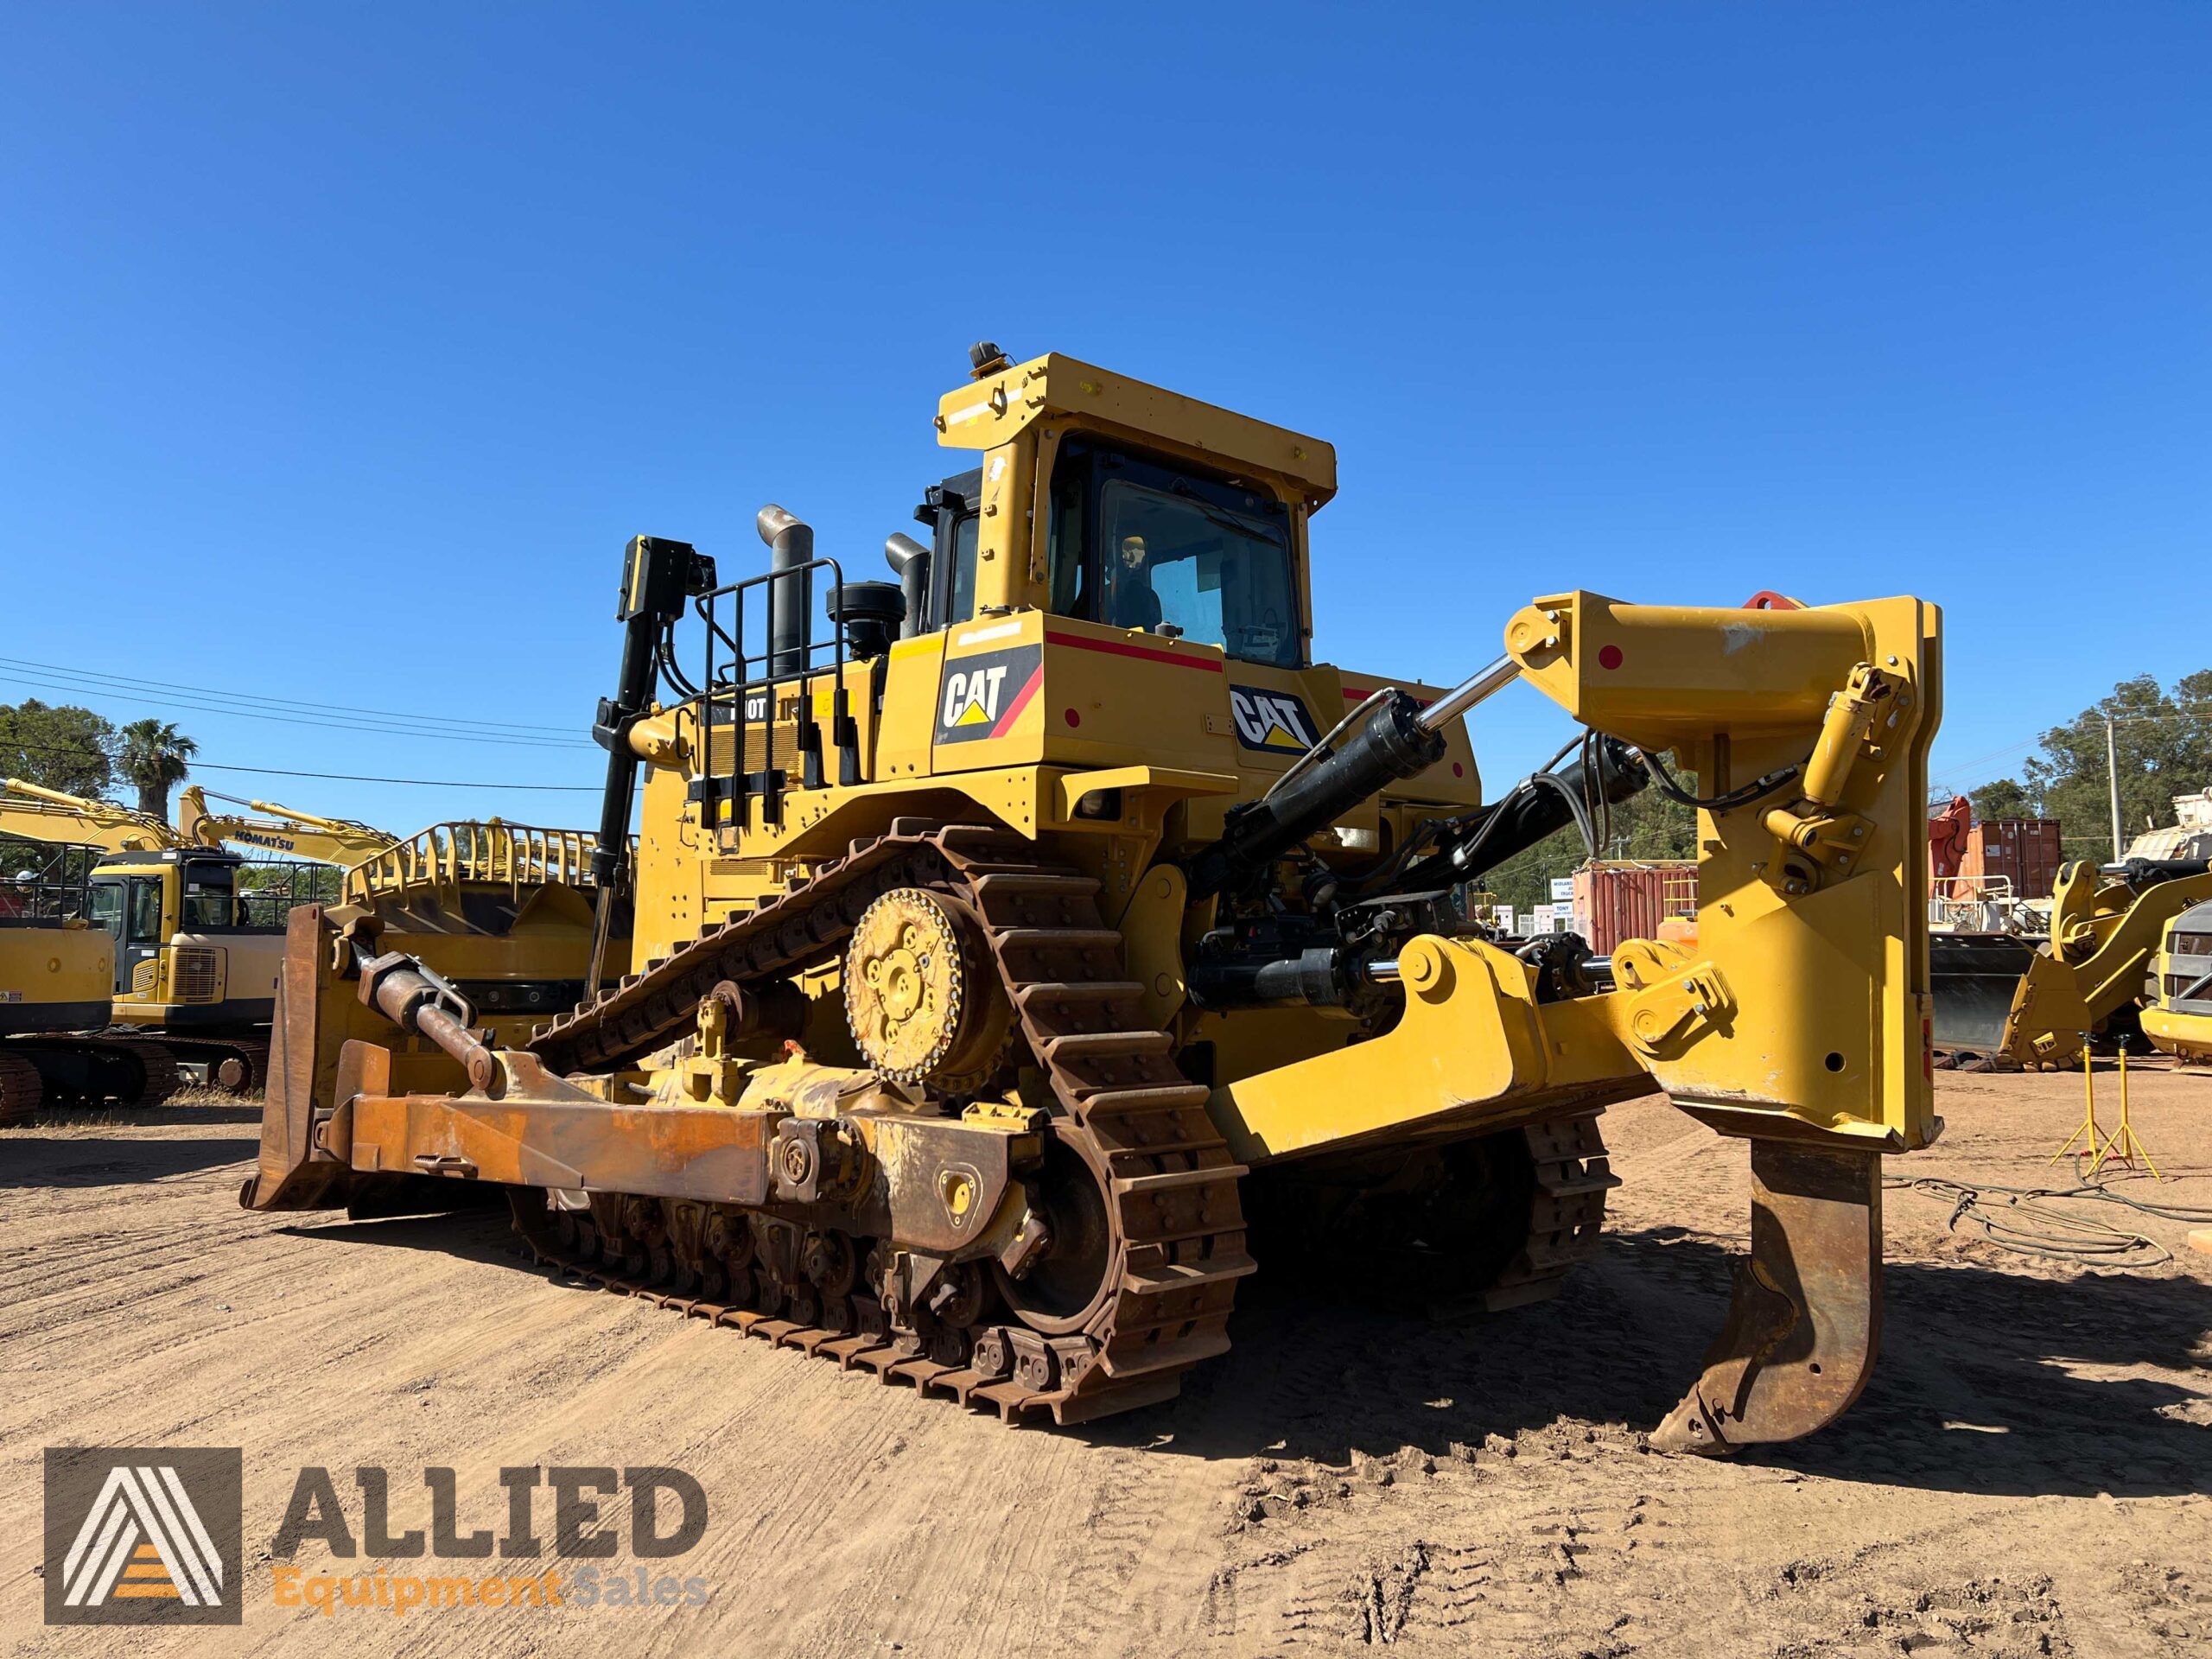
left=843, top=887, right=1011, bottom=1093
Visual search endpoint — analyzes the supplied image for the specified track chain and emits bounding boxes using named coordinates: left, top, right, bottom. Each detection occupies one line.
left=1481, top=1113, right=1619, bottom=1309
left=0, top=1052, right=41, bottom=1125
left=516, top=823, right=1252, bottom=1422
left=516, top=821, right=1605, bottom=1423
left=96, top=1030, right=261, bottom=1095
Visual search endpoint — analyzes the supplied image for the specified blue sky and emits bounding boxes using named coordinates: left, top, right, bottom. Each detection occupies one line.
left=3, top=5, right=2206, bottom=833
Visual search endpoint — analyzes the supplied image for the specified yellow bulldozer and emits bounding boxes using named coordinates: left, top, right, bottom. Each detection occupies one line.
left=247, top=344, right=1940, bottom=1454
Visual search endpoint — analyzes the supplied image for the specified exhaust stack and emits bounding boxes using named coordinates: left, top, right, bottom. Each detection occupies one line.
left=885, top=533, right=930, bottom=639
left=757, top=505, right=813, bottom=677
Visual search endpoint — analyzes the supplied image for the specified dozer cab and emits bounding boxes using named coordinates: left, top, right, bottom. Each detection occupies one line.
left=249, top=345, right=1942, bottom=1454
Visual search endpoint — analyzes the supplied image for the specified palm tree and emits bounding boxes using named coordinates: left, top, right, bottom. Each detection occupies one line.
left=115, top=719, right=198, bottom=822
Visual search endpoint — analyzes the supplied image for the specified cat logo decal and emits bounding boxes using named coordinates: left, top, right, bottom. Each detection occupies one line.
left=1228, top=686, right=1320, bottom=753
left=936, top=644, right=1043, bottom=745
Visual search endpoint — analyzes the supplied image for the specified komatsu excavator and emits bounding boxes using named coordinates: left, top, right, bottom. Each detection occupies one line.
left=176, top=785, right=399, bottom=867
left=2, top=779, right=302, bottom=1088
left=248, top=346, right=1940, bottom=1454
left=0, top=837, right=177, bottom=1122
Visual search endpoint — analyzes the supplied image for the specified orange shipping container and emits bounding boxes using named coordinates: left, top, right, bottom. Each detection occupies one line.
left=1957, top=818, right=2063, bottom=902
left=1570, top=861, right=1697, bottom=955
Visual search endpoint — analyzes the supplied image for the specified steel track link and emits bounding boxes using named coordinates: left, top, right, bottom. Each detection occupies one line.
left=515, top=822, right=1254, bottom=1424
left=98, top=1030, right=262, bottom=1095
left=0, top=1052, right=41, bottom=1125
left=1482, top=1112, right=1620, bottom=1309
left=515, top=823, right=1611, bottom=1424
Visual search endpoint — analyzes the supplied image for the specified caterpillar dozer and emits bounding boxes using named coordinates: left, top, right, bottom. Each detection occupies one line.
left=0, top=838, right=179, bottom=1122
left=247, top=345, right=1941, bottom=1454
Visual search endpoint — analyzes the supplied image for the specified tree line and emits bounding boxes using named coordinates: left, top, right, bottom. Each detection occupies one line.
left=1484, top=667, right=2212, bottom=909
left=1963, top=670, right=2212, bottom=853
left=0, top=700, right=199, bottom=818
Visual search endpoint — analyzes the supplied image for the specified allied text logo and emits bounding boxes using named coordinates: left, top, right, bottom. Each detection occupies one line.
left=44, top=1447, right=244, bottom=1626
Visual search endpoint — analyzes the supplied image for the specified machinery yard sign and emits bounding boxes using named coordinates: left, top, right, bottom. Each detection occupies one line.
left=44, top=1447, right=243, bottom=1626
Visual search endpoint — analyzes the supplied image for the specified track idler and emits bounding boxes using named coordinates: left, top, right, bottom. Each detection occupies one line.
left=1649, top=1141, right=1883, bottom=1457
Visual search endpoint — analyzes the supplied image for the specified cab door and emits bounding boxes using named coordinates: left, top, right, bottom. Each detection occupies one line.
left=118, top=875, right=164, bottom=994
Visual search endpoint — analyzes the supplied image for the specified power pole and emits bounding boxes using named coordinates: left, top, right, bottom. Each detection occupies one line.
left=2107, top=715, right=2124, bottom=861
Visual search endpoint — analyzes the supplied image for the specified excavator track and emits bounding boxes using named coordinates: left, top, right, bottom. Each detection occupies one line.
left=0, top=1034, right=180, bottom=1118
left=101, top=1031, right=266, bottom=1094
left=0, top=1052, right=40, bottom=1126
left=516, top=823, right=1612, bottom=1423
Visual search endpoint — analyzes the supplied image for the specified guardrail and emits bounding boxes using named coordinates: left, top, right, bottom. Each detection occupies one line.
left=346, top=823, right=603, bottom=907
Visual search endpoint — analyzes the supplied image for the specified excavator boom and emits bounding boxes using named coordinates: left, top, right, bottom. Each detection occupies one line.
left=176, top=785, right=398, bottom=867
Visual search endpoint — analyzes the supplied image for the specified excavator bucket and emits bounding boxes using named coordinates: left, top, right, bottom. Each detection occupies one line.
left=1649, top=1142, right=1883, bottom=1454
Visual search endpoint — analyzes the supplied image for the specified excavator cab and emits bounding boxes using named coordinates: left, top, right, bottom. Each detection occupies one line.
left=87, top=847, right=286, bottom=1018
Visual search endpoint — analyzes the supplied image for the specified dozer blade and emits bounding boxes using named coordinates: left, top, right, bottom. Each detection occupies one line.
left=1649, top=1141, right=1882, bottom=1457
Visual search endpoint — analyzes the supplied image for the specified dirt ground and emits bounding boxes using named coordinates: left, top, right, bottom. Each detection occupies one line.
left=3, top=1065, right=2209, bottom=1658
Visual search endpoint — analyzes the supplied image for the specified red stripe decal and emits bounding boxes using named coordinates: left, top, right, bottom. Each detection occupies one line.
left=1044, top=628, right=1223, bottom=672
left=989, top=665, right=1042, bottom=737
left=1343, top=683, right=1434, bottom=708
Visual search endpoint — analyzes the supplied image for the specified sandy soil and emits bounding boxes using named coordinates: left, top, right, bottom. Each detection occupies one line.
left=3, top=1067, right=2209, bottom=1658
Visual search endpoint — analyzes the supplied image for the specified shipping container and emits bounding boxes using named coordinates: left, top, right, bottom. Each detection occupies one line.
left=1570, top=861, right=1697, bottom=954
left=1956, top=819, right=2063, bottom=903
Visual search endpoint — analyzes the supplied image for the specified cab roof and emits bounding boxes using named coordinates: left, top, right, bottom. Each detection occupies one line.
left=935, top=352, right=1338, bottom=508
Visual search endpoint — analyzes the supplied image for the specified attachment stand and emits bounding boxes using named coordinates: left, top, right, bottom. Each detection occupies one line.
left=2050, top=1032, right=2103, bottom=1167
left=2091, top=1033, right=2161, bottom=1179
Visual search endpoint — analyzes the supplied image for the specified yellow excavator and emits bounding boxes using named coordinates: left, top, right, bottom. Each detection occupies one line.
left=2, top=779, right=337, bottom=1089
left=248, top=344, right=1939, bottom=1455
left=175, top=785, right=399, bottom=867
left=4, top=779, right=620, bottom=1101
left=0, top=836, right=178, bottom=1122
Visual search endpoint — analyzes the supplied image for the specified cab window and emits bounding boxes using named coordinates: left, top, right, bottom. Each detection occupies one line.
left=946, top=514, right=979, bottom=627
left=126, top=879, right=163, bottom=944
left=1047, top=440, right=1302, bottom=668
left=181, top=861, right=238, bottom=930
left=183, top=890, right=235, bottom=929
left=88, top=881, right=124, bottom=938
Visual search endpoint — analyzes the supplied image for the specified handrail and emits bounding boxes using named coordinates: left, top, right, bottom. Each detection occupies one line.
left=344, top=822, right=606, bottom=906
